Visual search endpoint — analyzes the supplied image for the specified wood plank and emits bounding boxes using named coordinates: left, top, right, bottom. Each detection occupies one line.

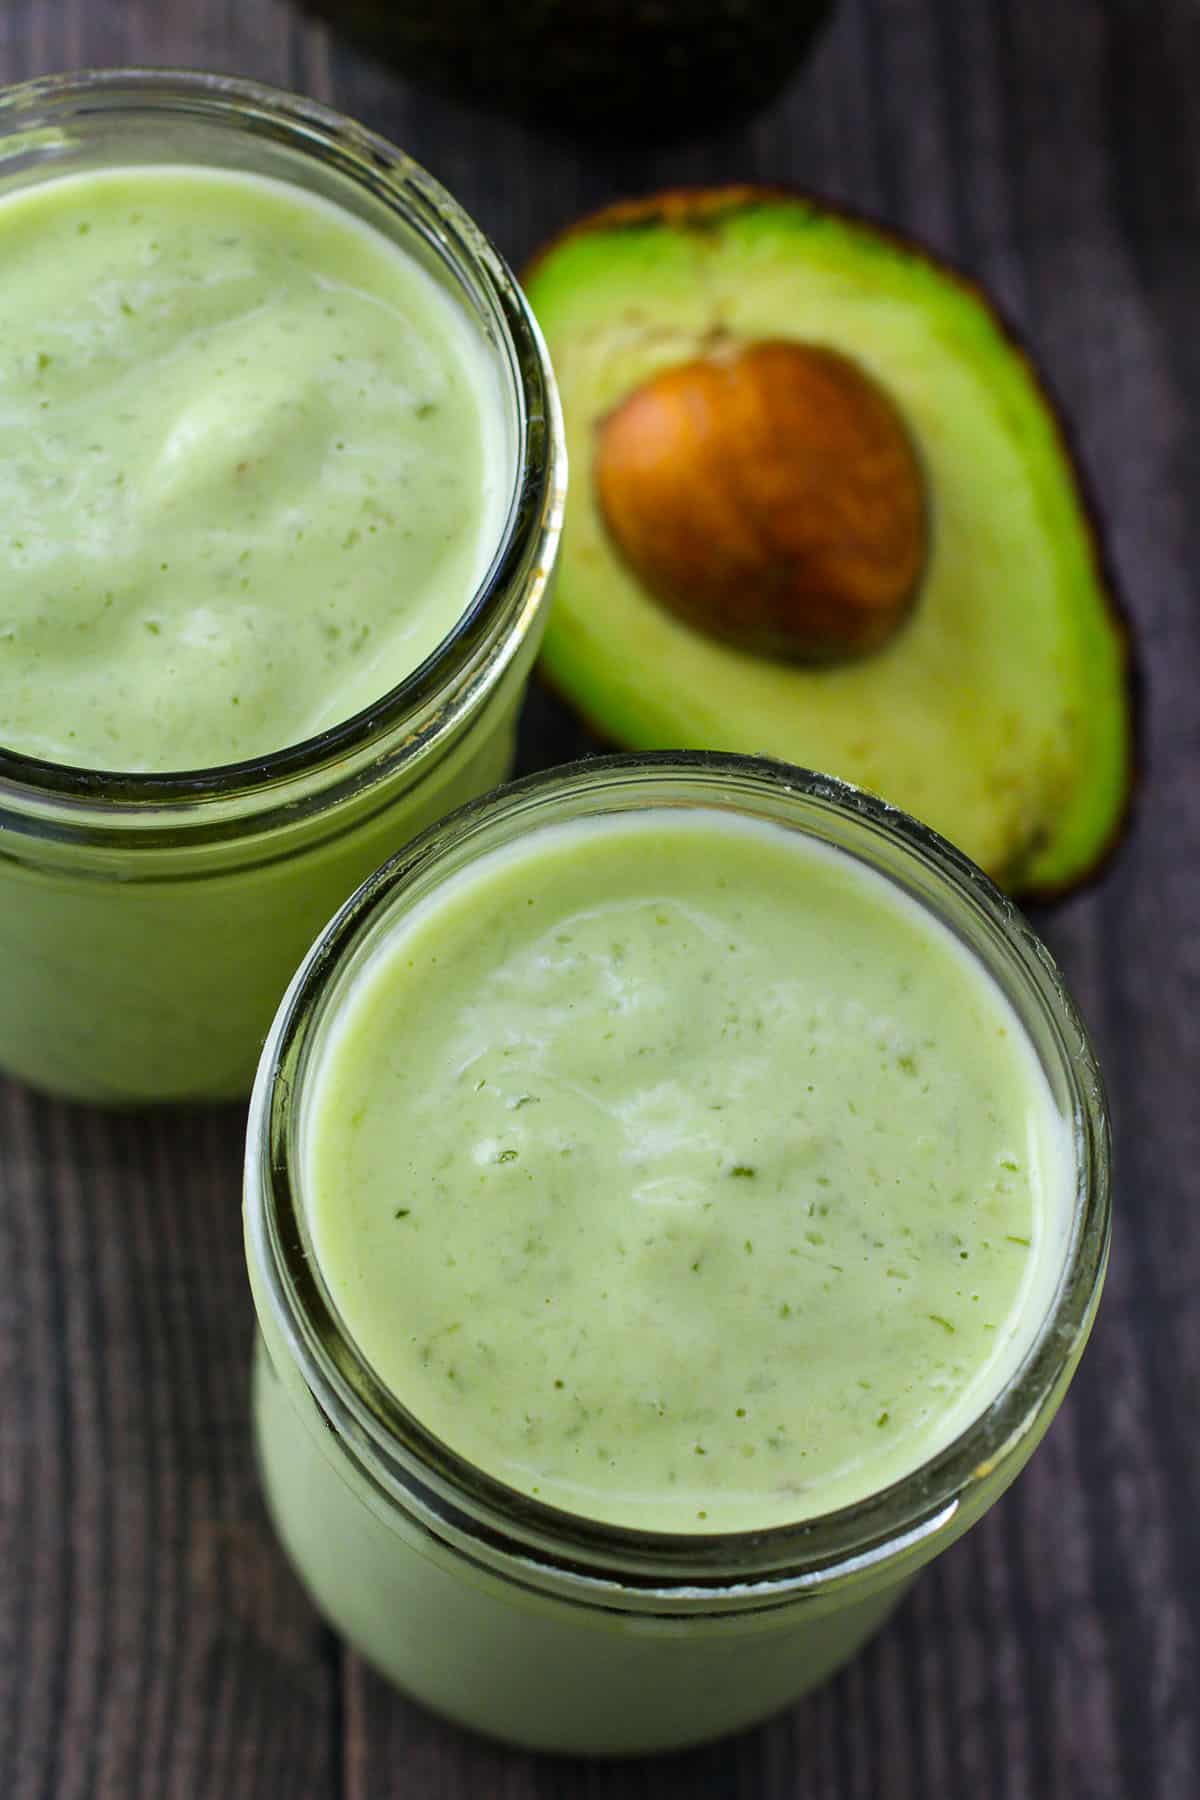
left=0, top=1087, right=341, bottom=1799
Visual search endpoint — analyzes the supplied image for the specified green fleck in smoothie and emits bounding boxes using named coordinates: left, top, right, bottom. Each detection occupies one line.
left=304, top=809, right=1072, bottom=1532
left=0, top=166, right=510, bottom=770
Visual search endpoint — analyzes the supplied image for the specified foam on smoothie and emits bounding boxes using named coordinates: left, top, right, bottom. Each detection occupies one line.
left=0, top=165, right=512, bottom=771
left=301, top=809, right=1074, bottom=1533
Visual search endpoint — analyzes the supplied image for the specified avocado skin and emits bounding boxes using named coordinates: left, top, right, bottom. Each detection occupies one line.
left=525, top=187, right=1136, bottom=900
left=299, top=3, right=833, bottom=144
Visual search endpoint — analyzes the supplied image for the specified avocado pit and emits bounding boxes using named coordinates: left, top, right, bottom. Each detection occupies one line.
left=593, top=338, right=928, bottom=662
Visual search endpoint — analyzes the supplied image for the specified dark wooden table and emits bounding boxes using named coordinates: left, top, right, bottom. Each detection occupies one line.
left=1, top=1, right=1196, bottom=1795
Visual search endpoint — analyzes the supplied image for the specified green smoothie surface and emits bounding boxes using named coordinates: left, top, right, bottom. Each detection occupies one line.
left=0, top=166, right=511, bottom=771
left=303, top=809, right=1073, bottom=1533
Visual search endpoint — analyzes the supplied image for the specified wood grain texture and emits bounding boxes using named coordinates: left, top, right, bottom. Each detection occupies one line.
left=0, top=0, right=1196, bottom=1794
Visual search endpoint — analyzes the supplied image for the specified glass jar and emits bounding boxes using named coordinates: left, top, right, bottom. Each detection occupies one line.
left=0, top=69, right=564, bottom=1103
left=243, top=753, right=1110, bottom=1756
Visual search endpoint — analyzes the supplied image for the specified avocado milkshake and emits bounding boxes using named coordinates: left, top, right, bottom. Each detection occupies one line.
left=245, top=757, right=1109, bottom=1753
left=0, top=71, right=563, bottom=1102
left=0, top=168, right=509, bottom=772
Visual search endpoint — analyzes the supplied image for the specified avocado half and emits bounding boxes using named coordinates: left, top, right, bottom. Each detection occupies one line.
left=524, top=188, right=1133, bottom=895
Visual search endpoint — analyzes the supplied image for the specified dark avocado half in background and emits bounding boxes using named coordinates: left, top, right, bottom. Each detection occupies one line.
left=300, top=1, right=834, bottom=144
left=524, top=188, right=1133, bottom=896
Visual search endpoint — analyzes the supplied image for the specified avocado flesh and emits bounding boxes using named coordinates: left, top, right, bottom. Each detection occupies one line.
left=526, top=196, right=1131, bottom=893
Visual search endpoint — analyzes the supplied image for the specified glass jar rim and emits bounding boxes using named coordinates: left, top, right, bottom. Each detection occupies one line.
left=0, top=67, right=562, bottom=817
left=247, top=751, right=1111, bottom=1596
